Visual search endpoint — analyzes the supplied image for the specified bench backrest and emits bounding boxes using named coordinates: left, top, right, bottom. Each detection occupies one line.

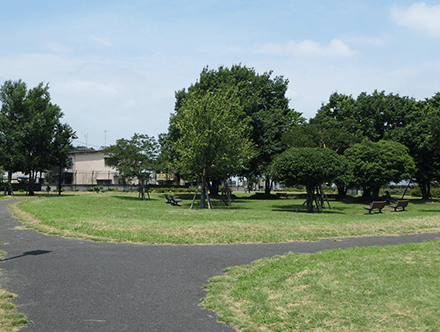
left=397, top=200, right=409, bottom=206
left=371, top=201, right=386, bottom=208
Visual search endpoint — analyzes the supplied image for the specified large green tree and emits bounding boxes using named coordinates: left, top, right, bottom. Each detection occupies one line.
left=312, top=91, right=417, bottom=141
left=343, top=140, right=416, bottom=198
left=0, top=80, right=74, bottom=195
left=270, top=148, right=346, bottom=212
left=0, top=79, right=27, bottom=193
left=170, top=87, right=253, bottom=208
left=281, top=123, right=359, bottom=195
left=104, top=133, right=158, bottom=200
left=172, top=65, right=303, bottom=195
left=387, top=94, right=440, bottom=198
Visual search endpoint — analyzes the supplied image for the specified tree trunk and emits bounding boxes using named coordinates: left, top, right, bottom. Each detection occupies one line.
left=58, top=165, right=63, bottom=196
left=209, top=178, right=221, bottom=196
left=371, top=185, right=381, bottom=199
left=264, top=178, right=272, bottom=195
left=28, top=170, right=35, bottom=196
left=362, top=187, right=372, bottom=198
left=306, top=184, right=315, bottom=213
left=200, top=171, right=206, bottom=209
left=7, top=172, right=13, bottom=195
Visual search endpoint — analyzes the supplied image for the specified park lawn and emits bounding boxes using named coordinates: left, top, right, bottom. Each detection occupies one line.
left=202, top=240, right=440, bottom=332
left=9, top=191, right=440, bottom=244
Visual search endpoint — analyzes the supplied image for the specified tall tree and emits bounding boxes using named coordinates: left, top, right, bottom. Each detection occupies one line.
left=170, top=87, right=253, bottom=208
left=104, top=133, right=158, bottom=200
left=281, top=123, right=359, bottom=195
left=0, top=80, right=74, bottom=195
left=172, top=65, right=303, bottom=195
left=270, top=147, right=346, bottom=212
left=343, top=140, right=416, bottom=198
left=387, top=95, right=440, bottom=198
left=312, top=91, right=416, bottom=142
left=0, top=79, right=27, bottom=194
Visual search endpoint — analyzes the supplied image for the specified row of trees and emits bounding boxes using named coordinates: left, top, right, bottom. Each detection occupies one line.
left=0, top=80, right=74, bottom=195
left=154, top=66, right=439, bottom=209
left=4, top=66, right=436, bottom=206
left=104, top=65, right=438, bottom=209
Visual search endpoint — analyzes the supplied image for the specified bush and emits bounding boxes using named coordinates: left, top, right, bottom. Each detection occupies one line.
left=150, top=187, right=195, bottom=194
left=103, top=188, right=119, bottom=192
left=89, top=185, right=104, bottom=193
left=431, top=187, right=440, bottom=198
left=410, top=186, right=422, bottom=197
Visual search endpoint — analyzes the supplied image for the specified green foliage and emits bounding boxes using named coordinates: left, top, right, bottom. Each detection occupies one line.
left=411, top=186, right=440, bottom=198
left=270, top=148, right=347, bottom=212
left=171, top=65, right=304, bottom=194
left=282, top=122, right=360, bottom=154
left=344, top=140, right=416, bottom=197
left=0, top=79, right=74, bottom=196
left=104, top=133, right=158, bottom=200
left=312, top=90, right=440, bottom=199
left=313, top=90, right=416, bottom=142
left=270, top=148, right=346, bottom=188
left=150, top=187, right=195, bottom=193
left=388, top=95, right=440, bottom=198
left=103, top=188, right=119, bottom=192
left=171, top=85, right=254, bottom=203
left=89, top=185, right=104, bottom=193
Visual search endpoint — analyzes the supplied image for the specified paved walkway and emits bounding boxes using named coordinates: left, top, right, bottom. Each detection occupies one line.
left=1, top=199, right=439, bottom=332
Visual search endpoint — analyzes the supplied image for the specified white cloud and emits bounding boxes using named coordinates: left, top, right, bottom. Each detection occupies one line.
left=391, top=2, right=440, bottom=37
left=91, top=35, right=112, bottom=46
left=341, top=35, right=392, bottom=47
left=257, top=39, right=355, bottom=58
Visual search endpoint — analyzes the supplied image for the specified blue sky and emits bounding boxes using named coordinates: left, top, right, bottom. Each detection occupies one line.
left=1, top=1, right=440, bottom=148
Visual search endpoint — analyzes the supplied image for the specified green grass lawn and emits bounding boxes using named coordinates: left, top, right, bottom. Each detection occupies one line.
left=9, top=191, right=440, bottom=244
left=203, top=240, right=440, bottom=331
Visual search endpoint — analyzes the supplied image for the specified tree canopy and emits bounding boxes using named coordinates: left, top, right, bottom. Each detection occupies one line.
left=270, top=148, right=346, bottom=212
left=170, top=86, right=253, bottom=207
left=311, top=90, right=439, bottom=198
left=0, top=80, right=74, bottom=195
left=103, top=133, right=158, bottom=200
left=343, top=140, right=416, bottom=198
left=171, top=64, right=303, bottom=195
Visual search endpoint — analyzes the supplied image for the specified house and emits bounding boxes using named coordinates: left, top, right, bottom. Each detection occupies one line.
left=63, top=147, right=158, bottom=187
left=64, top=147, right=120, bottom=186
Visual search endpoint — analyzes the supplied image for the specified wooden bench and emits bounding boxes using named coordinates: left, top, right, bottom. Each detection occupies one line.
left=170, top=195, right=182, bottom=206
left=389, top=199, right=409, bottom=212
left=363, top=201, right=386, bottom=214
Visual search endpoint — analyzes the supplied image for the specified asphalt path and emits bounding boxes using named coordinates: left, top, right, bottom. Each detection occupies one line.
left=1, top=198, right=439, bottom=332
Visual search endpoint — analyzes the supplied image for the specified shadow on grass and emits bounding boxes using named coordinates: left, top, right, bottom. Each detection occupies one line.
left=111, top=195, right=160, bottom=202
left=271, top=204, right=348, bottom=214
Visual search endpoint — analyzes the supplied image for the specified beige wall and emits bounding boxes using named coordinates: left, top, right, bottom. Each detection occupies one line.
left=68, top=151, right=120, bottom=185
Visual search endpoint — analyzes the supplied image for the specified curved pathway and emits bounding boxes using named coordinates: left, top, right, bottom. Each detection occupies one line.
left=1, top=199, right=439, bottom=332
